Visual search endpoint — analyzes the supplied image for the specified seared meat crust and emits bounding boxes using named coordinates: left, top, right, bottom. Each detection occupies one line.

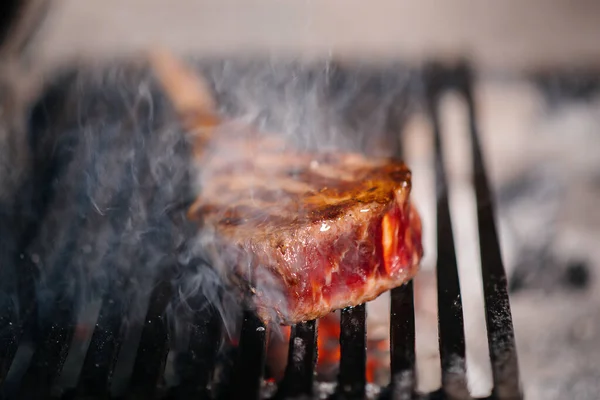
left=188, top=129, right=422, bottom=324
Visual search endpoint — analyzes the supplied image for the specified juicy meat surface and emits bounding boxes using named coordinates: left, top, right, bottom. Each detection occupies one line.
left=188, top=127, right=423, bottom=325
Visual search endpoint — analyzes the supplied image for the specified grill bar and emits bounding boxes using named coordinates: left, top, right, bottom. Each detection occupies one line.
left=0, top=297, right=19, bottom=384
left=125, top=271, right=173, bottom=399
left=389, top=283, right=416, bottom=400
left=15, top=301, right=76, bottom=399
left=276, top=320, right=317, bottom=399
left=421, top=62, right=523, bottom=399
left=231, top=311, right=267, bottom=400
left=459, top=65, right=522, bottom=400
left=0, top=257, right=38, bottom=388
left=424, top=64, right=469, bottom=399
left=75, top=293, right=125, bottom=398
left=337, top=304, right=367, bottom=399
left=75, top=148, right=152, bottom=399
left=170, top=302, right=222, bottom=399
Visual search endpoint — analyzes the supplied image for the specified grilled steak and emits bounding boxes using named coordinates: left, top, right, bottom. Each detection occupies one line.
left=150, top=50, right=423, bottom=325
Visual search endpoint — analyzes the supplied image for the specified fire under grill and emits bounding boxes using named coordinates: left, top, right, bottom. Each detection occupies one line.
left=0, top=62, right=522, bottom=400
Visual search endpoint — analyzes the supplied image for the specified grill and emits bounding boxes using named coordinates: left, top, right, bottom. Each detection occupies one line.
left=0, top=61, right=521, bottom=400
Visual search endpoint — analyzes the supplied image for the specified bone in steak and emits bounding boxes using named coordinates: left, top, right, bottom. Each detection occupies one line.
left=150, top=50, right=424, bottom=325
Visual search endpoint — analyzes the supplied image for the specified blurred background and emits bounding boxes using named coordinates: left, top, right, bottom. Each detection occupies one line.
left=20, top=0, right=600, bottom=73
left=2, top=1, right=600, bottom=399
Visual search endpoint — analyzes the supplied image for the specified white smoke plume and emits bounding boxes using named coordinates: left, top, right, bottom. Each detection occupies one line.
left=0, top=54, right=418, bottom=349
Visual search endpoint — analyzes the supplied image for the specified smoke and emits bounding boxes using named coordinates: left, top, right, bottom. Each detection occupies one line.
left=180, top=56, right=418, bottom=331
left=0, top=59, right=209, bottom=339
left=0, top=61, right=40, bottom=336
left=194, top=57, right=415, bottom=156
left=0, top=54, right=417, bottom=353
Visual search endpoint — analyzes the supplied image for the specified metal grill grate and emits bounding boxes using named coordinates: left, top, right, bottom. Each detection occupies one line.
left=0, top=62, right=522, bottom=400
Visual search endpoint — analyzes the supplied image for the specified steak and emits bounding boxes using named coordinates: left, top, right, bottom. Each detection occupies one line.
left=150, top=50, right=423, bottom=325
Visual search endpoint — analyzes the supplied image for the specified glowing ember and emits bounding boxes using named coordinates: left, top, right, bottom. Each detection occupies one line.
left=265, top=325, right=291, bottom=381
left=367, top=338, right=390, bottom=386
left=264, top=311, right=390, bottom=385
left=74, top=324, right=92, bottom=341
left=316, top=312, right=341, bottom=380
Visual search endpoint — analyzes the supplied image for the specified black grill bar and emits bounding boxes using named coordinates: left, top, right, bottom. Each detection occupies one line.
left=389, top=283, right=416, bottom=400
left=459, top=66, right=522, bottom=400
left=75, top=293, right=125, bottom=398
left=424, top=64, right=469, bottom=399
left=15, top=301, right=76, bottom=399
left=0, top=298, right=19, bottom=385
left=231, top=311, right=267, bottom=400
left=75, top=168, right=149, bottom=399
left=169, top=302, right=222, bottom=399
left=421, top=62, right=523, bottom=400
left=276, top=320, right=317, bottom=399
left=0, top=257, right=38, bottom=387
left=125, top=271, right=174, bottom=399
left=337, top=304, right=367, bottom=400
